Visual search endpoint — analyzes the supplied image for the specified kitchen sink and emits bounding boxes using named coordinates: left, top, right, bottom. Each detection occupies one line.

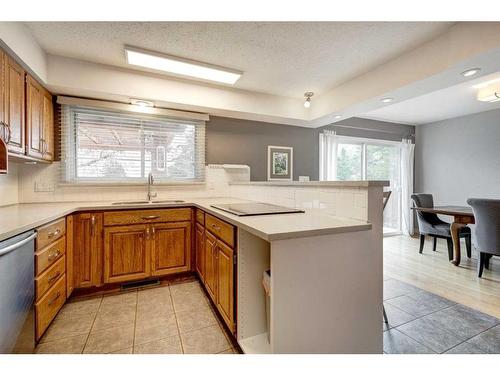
left=112, top=200, right=184, bottom=205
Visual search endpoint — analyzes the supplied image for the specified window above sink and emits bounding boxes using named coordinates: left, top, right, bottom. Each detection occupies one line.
left=59, top=103, right=206, bottom=185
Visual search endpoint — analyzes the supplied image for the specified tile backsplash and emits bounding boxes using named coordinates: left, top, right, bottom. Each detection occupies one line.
left=5, top=162, right=369, bottom=221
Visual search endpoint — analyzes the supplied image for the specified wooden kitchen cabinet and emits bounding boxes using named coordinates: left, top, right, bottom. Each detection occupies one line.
left=73, top=213, right=104, bottom=288
left=2, top=53, right=25, bottom=154
left=204, top=230, right=218, bottom=301
left=195, top=222, right=205, bottom=281
left=104, top=224, right=151, bottom=283
left=151, top=221, right=191, bottom=277
left=41, top=90, right=54, bottom=161
left=216, top=239, right=235, bottom=332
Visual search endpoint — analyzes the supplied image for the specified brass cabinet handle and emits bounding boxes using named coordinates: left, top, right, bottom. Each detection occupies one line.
left=211, top=224, right=221, bottom=231
left=48, top=249, right=61, bottom=261
left=146, top=227, right=150, bottom=240
left=48, top=291, right=61, bottom=306
left=47, top=229, right=61, bottom=238
left=91, top=215, right=96, bottom=237
left=47, top=271, right=61, bottom=284
left=142, top=215, right=159, bottom=220
left=151, top=226, right=155, bottom=240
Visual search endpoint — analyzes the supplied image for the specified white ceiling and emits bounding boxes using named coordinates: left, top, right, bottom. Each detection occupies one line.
left=363, top=71, right=500, bottom=125
left=24, top=22, right=453, bottom=98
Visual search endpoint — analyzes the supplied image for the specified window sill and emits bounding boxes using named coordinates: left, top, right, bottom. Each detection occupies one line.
left=58, top=181, right=206, bottom=187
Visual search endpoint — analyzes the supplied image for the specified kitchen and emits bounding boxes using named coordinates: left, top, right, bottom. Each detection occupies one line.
left=1, top=4, right=500, bottom=374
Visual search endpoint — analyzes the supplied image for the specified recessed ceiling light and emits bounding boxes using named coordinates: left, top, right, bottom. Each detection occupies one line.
left=125, top=46, right=242, bottom=85
left=334, top=115, right=342, bottom=119
left=131, top=99, right=154, bottom=107
left=381, top=97, right=393, bottom=103
left=461, top=68, right=481, bottom=77
left=476, top=84, right=500, bottom=102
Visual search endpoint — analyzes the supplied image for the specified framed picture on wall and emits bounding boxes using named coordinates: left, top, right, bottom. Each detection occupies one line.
left=267, top=145, right=293, bottom=181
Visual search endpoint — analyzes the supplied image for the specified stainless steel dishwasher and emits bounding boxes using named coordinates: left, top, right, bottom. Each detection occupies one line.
left=0, top=230, right=37, bottom=353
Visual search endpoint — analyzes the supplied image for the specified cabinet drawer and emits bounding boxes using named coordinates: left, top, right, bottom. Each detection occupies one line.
left=206, top=214, right=235, bottom=248
left=35, top=274, right=66, bottom=340
left=37, top=218, right=66, bottom=250
left=104, top=208, right=192, bottom=226
left=35, top=236, right=66, bottom=275
left=196, top=209, right=205, bottom=225
left=36, top=255, right=65, bottom=300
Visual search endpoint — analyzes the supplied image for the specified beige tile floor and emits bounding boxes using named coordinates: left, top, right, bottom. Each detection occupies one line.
left=35, top=280, right=238, bottom=354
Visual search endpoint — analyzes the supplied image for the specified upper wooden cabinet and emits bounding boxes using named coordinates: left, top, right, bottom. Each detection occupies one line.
left=1, top=53, right=25, bottom=154
left=42, top=90, right=54, bottom=161
left=151, top=221, right=191, bottom=277
left=26, top=75, right=54, bottom=161
left=73, top=213, right=104, bottom=288
left=0, top=46, right=54, bottom=162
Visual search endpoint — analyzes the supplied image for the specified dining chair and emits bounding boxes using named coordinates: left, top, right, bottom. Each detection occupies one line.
left=411, top=193, right=471, bottom=261
left=467, top=198, right=500, bottom=278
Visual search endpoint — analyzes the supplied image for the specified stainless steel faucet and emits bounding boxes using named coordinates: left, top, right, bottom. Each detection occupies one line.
left=147, top=172, right=157, bottom=202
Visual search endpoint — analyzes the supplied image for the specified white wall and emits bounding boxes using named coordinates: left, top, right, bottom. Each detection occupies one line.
left=0, top=164, right=19, bottom=206
left=0, top=22, right=47, bottom=82
left=415, top=108, right=500, bottom=205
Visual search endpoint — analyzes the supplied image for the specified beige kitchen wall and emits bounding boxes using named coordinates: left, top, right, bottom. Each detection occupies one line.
left=0, top=163, right=19, bottom=206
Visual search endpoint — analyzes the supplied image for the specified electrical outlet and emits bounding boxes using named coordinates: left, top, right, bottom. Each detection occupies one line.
left=34, top=181, right=55, bottom=192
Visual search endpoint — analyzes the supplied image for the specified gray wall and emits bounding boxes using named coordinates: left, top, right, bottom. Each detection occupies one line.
left=415, top=108, right=500, bottom=206
left=207, top=116, right=414, bottom=181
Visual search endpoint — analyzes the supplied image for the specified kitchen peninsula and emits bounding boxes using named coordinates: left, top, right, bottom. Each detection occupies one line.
left=0, top=180, right=386, bottom=354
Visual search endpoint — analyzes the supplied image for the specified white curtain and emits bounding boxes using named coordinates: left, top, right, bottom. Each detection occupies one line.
left=319, top=130, right=338, bottom=181
left=400, top=138, right=415, bottom=236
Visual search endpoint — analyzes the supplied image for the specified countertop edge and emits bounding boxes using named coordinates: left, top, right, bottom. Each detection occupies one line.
left=0, top=201, right=373, bottom=243
left=229, top=181, right=389, bottom=187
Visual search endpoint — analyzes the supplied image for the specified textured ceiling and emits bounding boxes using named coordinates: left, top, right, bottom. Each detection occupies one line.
left=25, top=22, right=453, bottom=98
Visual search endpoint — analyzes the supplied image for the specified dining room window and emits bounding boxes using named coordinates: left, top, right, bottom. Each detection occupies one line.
left=320, top=134, right=403, bottom=235
left=60, top=105, right=206, bottom=184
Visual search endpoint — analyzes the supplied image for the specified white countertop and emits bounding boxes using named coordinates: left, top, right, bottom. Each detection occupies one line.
left=0, top=197, right=372, bottom=242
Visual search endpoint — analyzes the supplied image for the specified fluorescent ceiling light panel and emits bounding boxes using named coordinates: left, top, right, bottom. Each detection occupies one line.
left=125, top=47, right=242, bottom=84
left=476, top=84, right=500, bottom=102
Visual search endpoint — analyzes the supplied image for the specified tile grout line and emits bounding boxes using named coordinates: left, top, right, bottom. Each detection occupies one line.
left=132, top=290, right=139, bottom=354
left=81, top=296, right=104, bottom=354
left=170, top=285, right=185, bottom=354
left=443, top=321, right=500, bottom=354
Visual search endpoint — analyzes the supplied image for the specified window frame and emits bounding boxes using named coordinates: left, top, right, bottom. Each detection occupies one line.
left=60, top=105, right=207, bottom=186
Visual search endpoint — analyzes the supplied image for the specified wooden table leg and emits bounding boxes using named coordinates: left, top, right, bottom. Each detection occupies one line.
left=450, top=222, right=465, bottom=266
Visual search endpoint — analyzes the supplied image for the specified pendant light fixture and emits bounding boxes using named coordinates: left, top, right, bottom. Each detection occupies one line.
left=304, top=92, right=314, bottom=108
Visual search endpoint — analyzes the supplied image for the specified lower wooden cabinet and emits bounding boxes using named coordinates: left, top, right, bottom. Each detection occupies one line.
left=35, top=274, right=66, bottom=340
left=73, top=213, right=103, bottom=288
left=195, top=222, right=205, bottom=281
left=196, top=212, right=236, bottom=333
left=204, top=230, right=218, bottom=301
left=216, top=240, right=235, bottom=332
left=104, top=224, right=150, bottom=283
left=151, top=221, right=191, bottom=276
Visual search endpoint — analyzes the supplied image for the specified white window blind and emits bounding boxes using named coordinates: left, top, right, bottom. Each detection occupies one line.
left=60, top=105, right=206, bottom=184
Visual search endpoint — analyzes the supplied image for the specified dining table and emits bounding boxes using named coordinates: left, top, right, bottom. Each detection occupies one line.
left=412, top=205, right=474, bottom=267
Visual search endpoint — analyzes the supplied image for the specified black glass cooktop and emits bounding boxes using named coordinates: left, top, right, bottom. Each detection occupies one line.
left=210, top=202, right=304, bottom=216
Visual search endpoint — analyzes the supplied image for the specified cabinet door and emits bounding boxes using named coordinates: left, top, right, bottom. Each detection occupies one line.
left=73, top=213, right=103, bottom=288
left=3, top=55, right=25, bottom=154
left=66, top=215, right=74, bottom=297
left=151, top=221, right=191, bottom=277
left=204, top=230, right=217, bottom=300
left=26, top=75, right=44, bottom=159
left=0, top=50, right=5, bottom=133
left=41, top=90, right=54, bottom=161
left=216, top=240, right=235, bottom=332
left=195, top=222, right=205, bottom=281
left=104, top=224, right=151, bottom=283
